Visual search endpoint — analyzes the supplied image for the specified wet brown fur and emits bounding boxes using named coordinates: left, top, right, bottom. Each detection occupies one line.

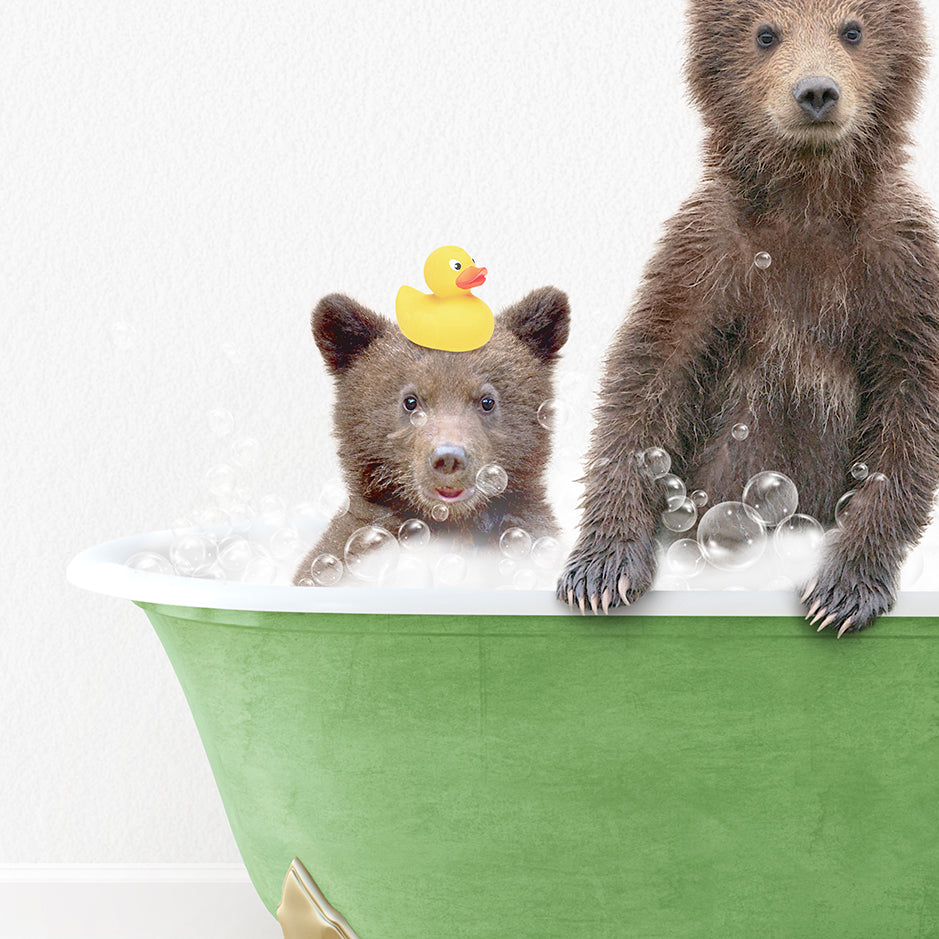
left=559, top=0, right=939, bottom=632
left=295, top=287, right=570, bottom=584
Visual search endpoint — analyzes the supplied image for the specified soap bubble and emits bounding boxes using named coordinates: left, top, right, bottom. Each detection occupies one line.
left=742, top=471, right=799, bottom=527
left=435, top=553, right=468, bottom=586
left=641, top=447, right=671, bottom=478
left=225, top=501, right=255, bottom=534
left=191, top=505, right=233, bottom=539
left=691, top=489, right=709, bottom=508
left=296, top=577, right=315, bottom=587
left=314, top=479, right=350, bottom=519
left=850, top=462, right=869, bottom=481
left=666, top=538, right=705, bottom=577
left=476, top=463, right=509, bottom=496
left=170, top=532, right=213, bottom=575
left=270, top=525, right=303, bottom=560
left=205, top=464, right=237, bottom=497
left=657, top=473, right=687, bottom=510
left=126, top=552, right=174, bottom=575
left=835, top=490, right=857, bottom=529
left=868, top=472, right=888, bottom=486
left=207, top=408, right=235, bottom=437
left=217, top=537, right=255, bottom=578
left=230, top=435, right=260, bottom=467
left=410, top=410, right=428, bottom=428
left=697, top=501, right=767, bottom=571
left=431, top=504, right=450, bottom=522
left=258, top=493, right=287, bottom=527
left=531, top=535, right=562, bottom=569
left=732, top=423, right=750, bottom=441
left=500, top=527, right=532, bottom=560
left=754, top=251, right=772, bottom=270
left=344, top=526, right=399, bottom=582
left=192, top=563, right=226, bottom=581
left=244, top=555, right=278, bottom=584
left=398, top=518, right=431, bottom=550
left=537, top=399, right=568, bottom=431
left=773, top=514, right=824, bottom=560
left=310, top=553, right=343, bottom=586
left=497, top=557, right=517, bottom=579
left=661, top=498, right=697, bottom=533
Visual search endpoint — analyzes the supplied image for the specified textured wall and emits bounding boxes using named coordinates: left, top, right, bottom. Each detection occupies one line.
left=3, top=0, right=938, bottom=864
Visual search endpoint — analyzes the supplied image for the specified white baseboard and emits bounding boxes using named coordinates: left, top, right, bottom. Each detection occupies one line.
left=0, top=865, right=282, bottom=939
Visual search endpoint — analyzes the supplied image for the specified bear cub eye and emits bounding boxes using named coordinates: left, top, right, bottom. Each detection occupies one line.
left=755, top=25, right=778, bottom=49
left=479, top=394, right=496, bottom=412
left=403, top=394, right=420, bottom=412
left=841, top=21, right=862, bottom=44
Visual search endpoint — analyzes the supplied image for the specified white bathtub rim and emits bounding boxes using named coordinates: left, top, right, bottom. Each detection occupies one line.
left=66, top=530, right=939, bottom=619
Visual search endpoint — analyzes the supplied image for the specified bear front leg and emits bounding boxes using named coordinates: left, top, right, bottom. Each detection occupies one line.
left=556, top=457, right=659, bottom=614
left=804, top=364, right=939, bottom=635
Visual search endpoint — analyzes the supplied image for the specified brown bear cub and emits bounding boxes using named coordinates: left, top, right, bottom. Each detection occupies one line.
left=294, top=287, right=570, bottom=585
left=559, top=0, right=939, bottom=633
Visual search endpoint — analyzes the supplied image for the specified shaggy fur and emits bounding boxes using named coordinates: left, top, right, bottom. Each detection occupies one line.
left=558, top=0, right=939, bottom=633
left=295, top=287, right=570, bottom=584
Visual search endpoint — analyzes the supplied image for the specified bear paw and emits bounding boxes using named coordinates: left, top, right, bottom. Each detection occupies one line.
left=556, top=536, right=656, bottom=614
left=801, top=557, right=896, bottom=637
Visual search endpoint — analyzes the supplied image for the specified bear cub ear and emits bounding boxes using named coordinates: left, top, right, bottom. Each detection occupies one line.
left=312, top=293, right=388, bottom=375
left=499, top=286, right=570, bottom=363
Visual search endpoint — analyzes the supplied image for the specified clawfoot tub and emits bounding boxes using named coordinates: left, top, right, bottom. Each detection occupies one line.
left=69, top=530, right=939, bottom=937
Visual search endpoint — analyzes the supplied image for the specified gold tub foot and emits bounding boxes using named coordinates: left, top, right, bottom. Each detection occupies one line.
left=277, top=858, right=360, bottom=939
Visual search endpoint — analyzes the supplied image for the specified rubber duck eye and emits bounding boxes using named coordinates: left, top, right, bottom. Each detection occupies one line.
left=841, top=21, right=862, bottom=44
left=448, top=259, right=462, bottom=272
left=756, top=26, right=778, bottom=49
left=480, top=395, right=496, bottom=412
left=403, top=394, right=419, bottom=412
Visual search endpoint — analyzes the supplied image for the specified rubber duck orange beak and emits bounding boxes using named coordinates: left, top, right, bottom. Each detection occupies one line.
left=455, top=265, right=487, bottom=290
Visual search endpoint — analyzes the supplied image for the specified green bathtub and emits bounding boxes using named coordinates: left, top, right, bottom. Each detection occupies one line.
left=69, top=532, right=939, bottom=938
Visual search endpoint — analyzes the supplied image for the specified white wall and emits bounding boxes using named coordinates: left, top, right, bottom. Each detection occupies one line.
left=3, top=0, right=938, bottom=900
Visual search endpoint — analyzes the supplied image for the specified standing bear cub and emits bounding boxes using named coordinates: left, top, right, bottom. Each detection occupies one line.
left=295, top=286, right=570, bottom=585
left=559, top=0, right=939, bottom=633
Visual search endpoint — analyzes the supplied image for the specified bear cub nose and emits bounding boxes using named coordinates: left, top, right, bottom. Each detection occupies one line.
left=793, top=76, right=841, bottom=120
left=430, top=444, right=467, bottom=476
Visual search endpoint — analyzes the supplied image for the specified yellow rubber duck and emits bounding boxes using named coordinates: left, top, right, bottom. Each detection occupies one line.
left=395, top=246, right=494, bottom=351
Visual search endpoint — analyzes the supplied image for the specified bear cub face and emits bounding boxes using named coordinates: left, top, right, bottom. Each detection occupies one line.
left=295, top=286, right=570, bottom=584
left=687, top=0, right=927, bottom=162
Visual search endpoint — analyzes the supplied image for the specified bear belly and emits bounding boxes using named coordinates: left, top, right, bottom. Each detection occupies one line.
left=685, top=327, right=859, bottom=524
